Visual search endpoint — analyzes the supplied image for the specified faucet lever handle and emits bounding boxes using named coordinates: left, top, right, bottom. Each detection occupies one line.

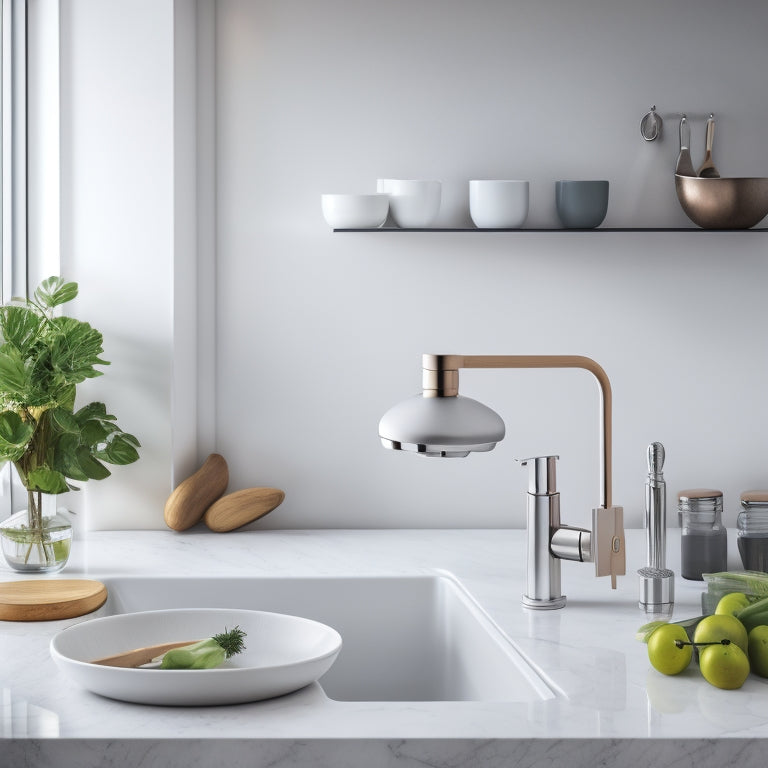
left=592, top=506, right=626, bottom=588
left=519, top=455, right=559, bottom=495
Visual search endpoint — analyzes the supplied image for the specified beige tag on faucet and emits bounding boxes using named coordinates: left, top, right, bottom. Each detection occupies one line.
left=592, top=506, right=626, bottom=589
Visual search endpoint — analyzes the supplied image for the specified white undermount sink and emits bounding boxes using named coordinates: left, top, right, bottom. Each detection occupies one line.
left=103, top=573, right=553, bottom=703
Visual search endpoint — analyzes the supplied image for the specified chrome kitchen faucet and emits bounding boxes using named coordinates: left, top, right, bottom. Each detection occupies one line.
left=379, top=354, right=626, bottom=609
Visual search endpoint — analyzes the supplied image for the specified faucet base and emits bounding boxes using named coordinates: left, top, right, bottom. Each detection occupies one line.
left=522, top=594, right=567, bottom=610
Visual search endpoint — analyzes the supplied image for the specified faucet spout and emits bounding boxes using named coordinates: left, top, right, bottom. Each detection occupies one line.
left=422, top=354, right=613, bottom=508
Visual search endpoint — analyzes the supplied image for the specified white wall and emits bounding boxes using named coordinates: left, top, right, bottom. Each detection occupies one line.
left=214, top=0, right=768, bottom=531
left=55, top=0, right=768, bottom=532
left=59, top=0, right=179, bottom=529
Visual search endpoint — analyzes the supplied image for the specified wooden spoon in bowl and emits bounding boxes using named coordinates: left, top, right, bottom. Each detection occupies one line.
left=698, top=115, right=721, bottom=178
left=91, top=639, right=199, bottom=668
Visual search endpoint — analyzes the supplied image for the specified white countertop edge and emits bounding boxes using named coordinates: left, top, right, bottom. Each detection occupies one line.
left=5, top=736, right=767, bottom=768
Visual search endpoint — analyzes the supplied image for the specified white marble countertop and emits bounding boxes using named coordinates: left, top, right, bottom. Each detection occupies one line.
left=3, top=528, right=767, bottom=768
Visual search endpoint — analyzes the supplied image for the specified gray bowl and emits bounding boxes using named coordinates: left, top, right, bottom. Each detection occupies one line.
left=556, top=180, right=609, bottom=229
left=674, top=175, right=768, bottom=229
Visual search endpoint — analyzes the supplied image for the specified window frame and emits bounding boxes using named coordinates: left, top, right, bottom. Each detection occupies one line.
left=1, top=0, right=60, bottom=517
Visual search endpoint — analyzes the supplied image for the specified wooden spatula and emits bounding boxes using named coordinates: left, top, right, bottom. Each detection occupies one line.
left=697, top=115, right=721, bottom=178
left=91, top=639, right=199, bottom=668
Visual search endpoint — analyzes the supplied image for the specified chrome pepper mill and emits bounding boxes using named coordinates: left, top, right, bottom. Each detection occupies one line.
left=638, top=442, right=675, bottom=615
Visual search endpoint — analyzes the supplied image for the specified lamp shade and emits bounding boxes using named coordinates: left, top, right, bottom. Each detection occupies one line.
left=378, top=394, right=505, bottom=458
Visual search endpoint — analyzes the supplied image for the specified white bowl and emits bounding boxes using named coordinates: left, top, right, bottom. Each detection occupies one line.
left=321, top=193, right=389, bottom=229
left=50, top=608, right=342, bottom=706
left=376, top=179, right=441, bottom=228
left=469, top=180, right=529, bottom=229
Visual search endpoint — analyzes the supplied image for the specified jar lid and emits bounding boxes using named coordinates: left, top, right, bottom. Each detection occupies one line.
left=678, top=488, right=723, bottom=501
left=741, top=490, right=768, bottom=506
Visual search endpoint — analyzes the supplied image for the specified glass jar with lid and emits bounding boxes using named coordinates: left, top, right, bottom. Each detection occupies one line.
left=737, top=490, right=768, bottom=572
left=678, top=488, right=727, bottom=581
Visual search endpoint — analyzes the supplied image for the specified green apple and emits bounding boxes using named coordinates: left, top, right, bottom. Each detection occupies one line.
left=647, top=624, right=692, bottom=675
left=748, top=625, right=768, bottom=678
left=699, top=642, right=750, bottom=689
left=715, top=592, right=751, bottom=617
left=693, top=614, right=749, bottom=655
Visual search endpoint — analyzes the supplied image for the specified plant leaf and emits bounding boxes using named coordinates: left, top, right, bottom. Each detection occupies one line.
left=75, top=446, right=111, bottom=480
left=34, top=277, right=78, bottom=309
left=26, top=467, right=70, bottom=494
left=102, top=433, right=141, bottom=465
left=52, top=433, right=90, bottom=482
left=80, top=419, right=113, bottom=448
left=0, top=411, right=35, bottom=461
left=57, top=385, right=77, bottom=412
left=0, top=346, right=30, bottom=394
left=47, top=317, right=108, bottom=384
left=0, top=306, right=43, bottom=354
left=49, top=407, right=80, bottom=434
left=120, top=432, right=141, bottom=448
left=74, top=402, right=114, bottom=425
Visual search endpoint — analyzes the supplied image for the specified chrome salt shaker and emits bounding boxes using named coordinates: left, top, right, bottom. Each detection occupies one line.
left=737, top=491, right=768, bottom=572
left=678, top=489, right=727, bottom=580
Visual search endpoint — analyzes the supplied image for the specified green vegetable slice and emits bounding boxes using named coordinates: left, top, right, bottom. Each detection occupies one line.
left=159, top=626, right=246, bottom=670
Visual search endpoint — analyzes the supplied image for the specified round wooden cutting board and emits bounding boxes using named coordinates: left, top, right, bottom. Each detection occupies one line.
left=0, top=579, right=108, bottom=621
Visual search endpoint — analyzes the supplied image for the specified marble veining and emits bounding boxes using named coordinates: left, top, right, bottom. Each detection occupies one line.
left=2, top=528, right=767, bottom=766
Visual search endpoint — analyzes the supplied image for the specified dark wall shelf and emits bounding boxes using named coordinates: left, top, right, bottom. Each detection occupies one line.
left=334, top=227, right=768, bottom=233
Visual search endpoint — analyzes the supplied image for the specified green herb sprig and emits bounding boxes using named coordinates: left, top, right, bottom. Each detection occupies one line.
left=212, top=626, right=247, bottom=658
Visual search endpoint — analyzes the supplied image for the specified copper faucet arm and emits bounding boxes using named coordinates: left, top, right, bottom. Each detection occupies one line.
left=421, top=354, right=612, bottom=509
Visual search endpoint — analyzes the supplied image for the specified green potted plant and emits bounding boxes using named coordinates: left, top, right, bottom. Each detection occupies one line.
left=0, top=276, right=140, bottom=572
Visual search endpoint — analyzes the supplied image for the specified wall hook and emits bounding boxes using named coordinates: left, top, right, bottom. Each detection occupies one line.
left=640, top=106, right=662, bottom=141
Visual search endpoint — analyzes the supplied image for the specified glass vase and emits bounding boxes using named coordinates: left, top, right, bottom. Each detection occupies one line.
left=0, top=493, right=73, bottom=573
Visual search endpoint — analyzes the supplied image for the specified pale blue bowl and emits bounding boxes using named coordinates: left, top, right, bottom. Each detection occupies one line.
left=556, top=180, right=609, bottom=229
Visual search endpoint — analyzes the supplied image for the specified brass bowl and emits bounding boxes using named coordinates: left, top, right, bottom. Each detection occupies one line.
left=675, top=175, right=768, bottom=229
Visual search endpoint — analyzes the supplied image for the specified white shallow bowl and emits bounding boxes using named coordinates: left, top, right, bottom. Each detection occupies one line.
left=376, top=179, right=441, bottom=228
left=321, top=193, right=389, bottom=229
left=50, top=608, right=342, bottom=706
left=469, top=180, right=529, bottom=228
